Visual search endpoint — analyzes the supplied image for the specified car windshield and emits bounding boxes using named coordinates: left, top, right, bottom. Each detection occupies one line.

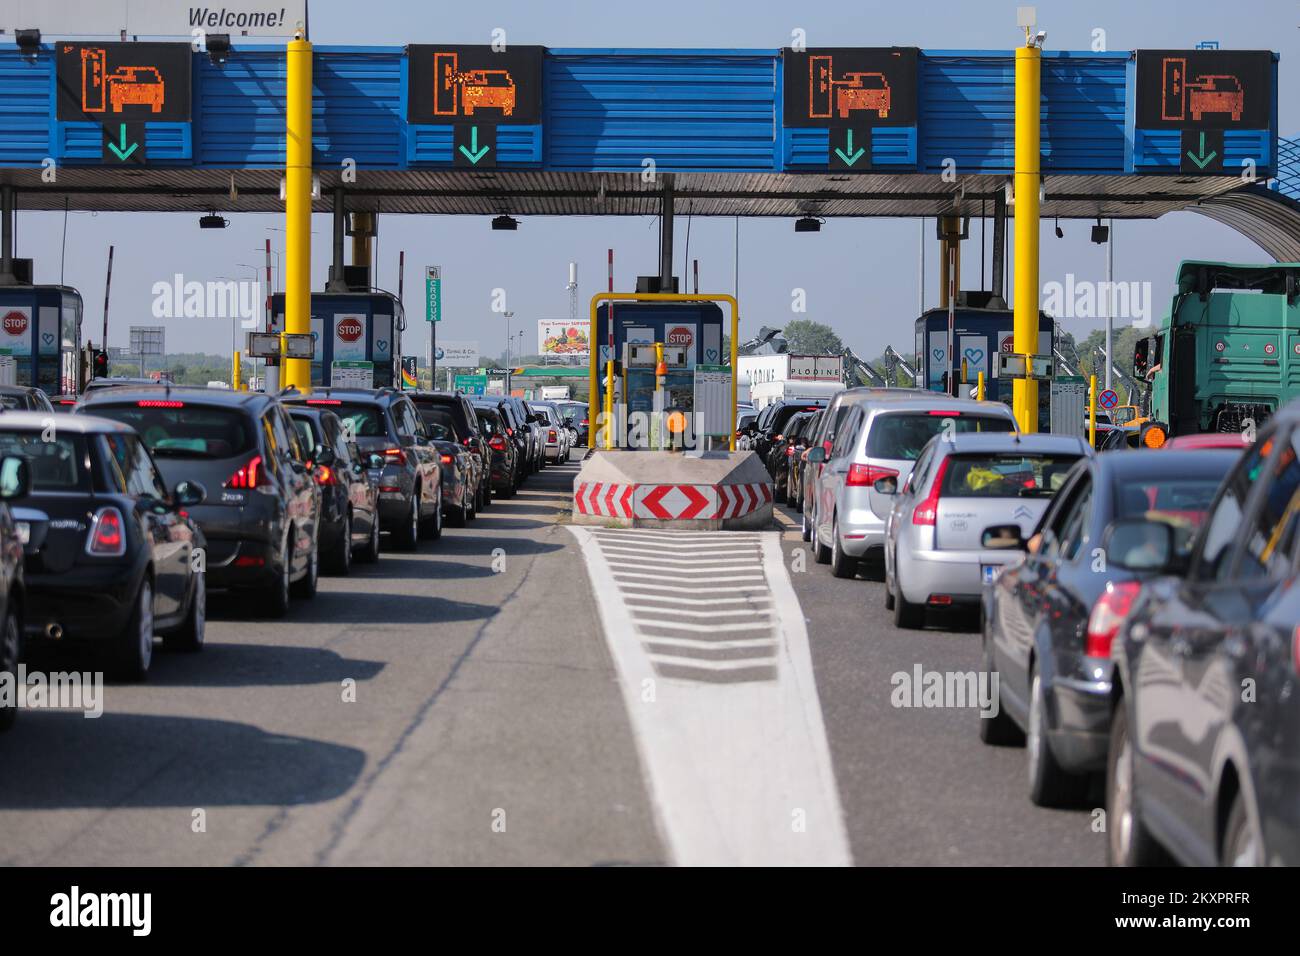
left=89, top=403, right=255, bottom=459
left=290, top=417, right=318, bottom=452
left=0, top=430, right=89, bottom=491
left=867, top=413, right=1014, bottom=461
left=941, top=454, right=1081, bottom=498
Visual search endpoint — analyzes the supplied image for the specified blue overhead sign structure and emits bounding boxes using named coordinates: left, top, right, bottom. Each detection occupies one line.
left=0, top=43, right=1279, bottom=192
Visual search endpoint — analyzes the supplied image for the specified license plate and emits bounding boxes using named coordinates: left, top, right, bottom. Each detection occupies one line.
left=982, top=564, right=1001, bottom=585
left=14, top=522, right=29, bottom=545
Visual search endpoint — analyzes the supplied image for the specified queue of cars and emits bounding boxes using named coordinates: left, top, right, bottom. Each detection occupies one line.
left=0, top=384, right=568, bottom=711
left=785, top=382, right=1293, bottom=865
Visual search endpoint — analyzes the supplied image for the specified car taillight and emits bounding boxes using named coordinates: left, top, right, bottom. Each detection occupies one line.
left=313, top=464, right=336, bottom=486
left=137, top=399, right=184, bottom=408
left=384, top=448, right=406, bottom=466
left=225, top=454, right=266, bottom=489
left=506, top=427, right=514, bottom=437
left=912, top=457, right=950, bottom=526
left=786, top=446, right=796, bottom=458
left=440, top=453, right=453, bottom=465
left=1086, top=581, right=1142, bottom=658
left=580, top=419, right=588, bottom=426
left=928, top=410, right=962, bottom=416
left=306, top=399, right=341, bottom=405
left=549, top=429, right=557, bottom=441
left=489, top=436, right=506, bottom=452
left=86, top=506, right=126, bottom=556
left=848, top=463, right=898, bottom=487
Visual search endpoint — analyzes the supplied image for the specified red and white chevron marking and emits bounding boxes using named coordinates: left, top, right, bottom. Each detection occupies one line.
left=573, top=482, right=635, bottom=518
left=634, top=484, right=717, bottom=520
left=715, top=482, right=773, bottom=519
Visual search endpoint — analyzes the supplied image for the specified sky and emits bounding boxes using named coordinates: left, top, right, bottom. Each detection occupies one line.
left=13, top=0, right=1299, bottom=363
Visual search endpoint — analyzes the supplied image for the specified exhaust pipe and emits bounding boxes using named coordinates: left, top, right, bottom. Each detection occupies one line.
left=45, top=623, right=62, bottom=640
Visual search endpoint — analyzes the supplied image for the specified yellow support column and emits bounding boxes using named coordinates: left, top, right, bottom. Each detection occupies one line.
left=603, top=360, right=615, bottom=450
left=232, top=350, right=242, bottom=391
left=1089, top=374, right=1098, bottom=449
left=283, top=33, right=313, bottom=392
left=1013, top=39, right=1041, bottom=433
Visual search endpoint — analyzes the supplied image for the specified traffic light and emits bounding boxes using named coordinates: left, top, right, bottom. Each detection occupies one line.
left=92, top=348, right=109, bottom=379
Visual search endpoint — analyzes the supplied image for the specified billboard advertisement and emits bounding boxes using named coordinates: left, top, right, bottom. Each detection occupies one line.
left=538, top=319, right=589, bottom=358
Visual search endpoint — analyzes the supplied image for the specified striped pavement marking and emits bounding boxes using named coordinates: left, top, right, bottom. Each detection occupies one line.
left=568, top=526, right=851, bottom=866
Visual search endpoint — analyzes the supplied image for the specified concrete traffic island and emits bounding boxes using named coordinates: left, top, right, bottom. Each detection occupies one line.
left=572, top=450, right=774, bottom=530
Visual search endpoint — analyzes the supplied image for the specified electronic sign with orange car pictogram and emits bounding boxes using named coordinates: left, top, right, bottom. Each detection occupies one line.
left=407, top=45, right=543, bottom=125
left=56, top=42, right=191, bottom=123
left=1135, top=50, right=1271, bottom=131
left=782, top=48, right=917, bottom=128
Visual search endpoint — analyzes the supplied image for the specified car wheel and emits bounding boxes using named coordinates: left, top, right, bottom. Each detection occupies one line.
left=327, top=513, right=352, bottom=575
left=0, top=602, right=20, bottom=732
left=830, top=517, right=857, bottom=579
left=357, top=512, right=380, bottom=563
left=420, top=485, right=443, bottom=540
left=290, top=538, right=318, bottom=599
left=115, top=579, right=155, bottom=681
left=448, top=486, right=468, bottom=527
left=1106, top=702, right=1165, bottom=866
left=164, top=570, right=206, bottom=653
left=813, top=508, right=832, bottom=564
left=892, top=560, right=924, bottom=629
left=394, top=493, right=419, bottom=552
left=1027, top=666, right=1089, bottom=806
left=1223, top=792, right=1260, bottom=867
left=263, top=537, right=292, bottom=617
left=978, top=626, right=1023, bottom=746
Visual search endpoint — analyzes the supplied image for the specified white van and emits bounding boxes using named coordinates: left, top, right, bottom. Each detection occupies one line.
left=749, top=379, right=843, bottom=411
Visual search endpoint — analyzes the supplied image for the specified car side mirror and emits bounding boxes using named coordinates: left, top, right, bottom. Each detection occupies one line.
left=0, top=456, right=29, bottom=499
left=806, top=447, right=826, bottom=464
left=981, top=524, right=1027, bottom=551
left=873, top=476, right=898, bottom=495
left=174, top=480, right=206, bottom=506
left=1103, top=517, right=1185, bottom=573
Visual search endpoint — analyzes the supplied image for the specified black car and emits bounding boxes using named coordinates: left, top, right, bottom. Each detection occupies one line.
left=0, top=455, right=28, bottom=730
left=471, top=402, right=518, bottom=499
left=787, top=409, right=823, bottom=510
left=0, top=385, right=54, bottom=413
left=408, top=391, right=489, bottom=514
left=979, top=449, right=1241, bottom=807
left=287, top=405, right=382, bottom=573
left=771, top=409, right=818, bottom=503
left=1108, top=411, right=1300, bottom=866
left=78, top=387, right=320, bottom=617
left=0, top=413, right=206, bottom=680
left=754, top=400, right=828, bottom=474
left=502, top=395, right=543, bottom=474
left=476, top=397, right=528, bottom=491
left=49, top=394, right=80, bottom=413
left=282, top=388, right=441, bottom=551
left=554, top=402, right=588, bottom=446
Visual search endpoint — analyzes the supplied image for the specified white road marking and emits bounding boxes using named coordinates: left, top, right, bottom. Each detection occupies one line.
left=569, top=527, right=852, bottom=867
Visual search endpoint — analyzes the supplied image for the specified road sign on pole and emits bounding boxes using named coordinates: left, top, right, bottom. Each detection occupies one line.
left=1098, top=388, right=1119, bottom=410
left=425, top=266, right=441, bottom=323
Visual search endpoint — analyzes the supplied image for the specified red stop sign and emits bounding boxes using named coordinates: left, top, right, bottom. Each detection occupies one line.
left=666, top=326, right=693, bottom=347
left=2, top=310, right=28, bottom=336
left=336, top=317, right=363, bottom=342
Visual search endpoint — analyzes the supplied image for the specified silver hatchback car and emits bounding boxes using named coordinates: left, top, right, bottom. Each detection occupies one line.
left=806, top=393, right=1019, bottom=579
left=883, top=431, right=1090, bottom=628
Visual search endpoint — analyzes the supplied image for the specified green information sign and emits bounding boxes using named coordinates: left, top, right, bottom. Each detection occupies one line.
left=425, top=265, right=441, bottom=323
left=454, top=373, right=487, bottom=395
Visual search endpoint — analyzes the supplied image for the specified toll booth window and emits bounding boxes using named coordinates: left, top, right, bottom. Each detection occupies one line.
left=372, top=362, right=394, bottom=388
left=866, top=413, right=1014, bottom=461
left=311, top=362, right=324, bottom=387
left=37, top=356, right=60, bottom=392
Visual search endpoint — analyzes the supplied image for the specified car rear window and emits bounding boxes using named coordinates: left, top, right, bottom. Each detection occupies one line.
left=0, top=430, right=89, bottom=491
left=940, top=454, right=1081, bottom=498
left=1114, top=478, right=1224, bottom=529
left=866, top=413, right=1014, bottom=461
left=313, top=402, right=387, bottom=438
left=289, top=415, right=319, bottom=452
left=0, top=394, right=27, bottom=409
left=416, top=405, right=459, bottom=440
left=89, top=403, right=256, bottom=459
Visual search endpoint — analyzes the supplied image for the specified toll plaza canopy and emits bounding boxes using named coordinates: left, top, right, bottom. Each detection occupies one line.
left=0, top=42, right=1289, bottom=245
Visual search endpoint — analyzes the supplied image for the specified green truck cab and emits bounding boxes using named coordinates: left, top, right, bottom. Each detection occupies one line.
left=1135, top=261, right=1300, bottom=436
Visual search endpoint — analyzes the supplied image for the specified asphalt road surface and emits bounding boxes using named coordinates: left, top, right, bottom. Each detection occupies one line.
left=0, top=454, right=1104, bottom=866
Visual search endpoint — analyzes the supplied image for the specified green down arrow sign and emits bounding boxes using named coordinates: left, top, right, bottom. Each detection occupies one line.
left=830, top=128, right=870, bottom=171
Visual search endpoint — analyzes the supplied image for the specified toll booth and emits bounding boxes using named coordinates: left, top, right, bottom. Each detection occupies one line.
left=593, top=301, right=726, bottom=450
left=0, top=285, right=84, bottom=394
left=915, top=307, right=1053, bottom=430
left=270, top=292, right=402, bottom=388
